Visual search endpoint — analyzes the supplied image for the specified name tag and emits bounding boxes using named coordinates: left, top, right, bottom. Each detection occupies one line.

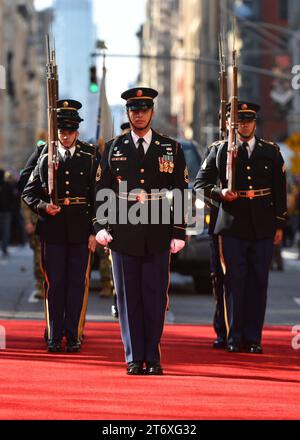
left=111, top=157, right=127, bottom=161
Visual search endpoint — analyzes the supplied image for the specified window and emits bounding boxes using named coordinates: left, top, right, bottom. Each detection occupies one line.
left=279, top=0, right=288, bottom=20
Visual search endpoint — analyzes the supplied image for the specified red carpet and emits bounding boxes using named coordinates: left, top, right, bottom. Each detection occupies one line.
left=0, top=321, right=299, bottom=420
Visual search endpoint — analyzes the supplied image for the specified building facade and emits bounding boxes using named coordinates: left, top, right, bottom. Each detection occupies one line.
left=0, top=0, right=47, bottom=171
left=52, top=0, right=98, bottom=140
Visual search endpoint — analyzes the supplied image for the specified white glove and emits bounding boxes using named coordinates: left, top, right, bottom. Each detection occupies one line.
left=96, top=229, right=113, bottom=246
left=170, top=239, right=185, bottom=254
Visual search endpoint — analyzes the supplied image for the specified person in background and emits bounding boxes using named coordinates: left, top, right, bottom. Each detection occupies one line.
left=0, top=169, right=14, bottom=257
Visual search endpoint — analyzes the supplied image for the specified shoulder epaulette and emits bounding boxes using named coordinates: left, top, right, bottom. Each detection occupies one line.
left=259, top=138, right=278, bottom=147
left=155, top=131, right=177, bottom=143
left=109, top=134, right=125, bottom=145
left=78, top=140, right=96, bottom=149
left=36, top=140, right=46, bottom=148
left=209, top=140, right=225, bottom=150
left=80, top=150, right=93, bottom=157
left=210, top=140, right=223, bottom=147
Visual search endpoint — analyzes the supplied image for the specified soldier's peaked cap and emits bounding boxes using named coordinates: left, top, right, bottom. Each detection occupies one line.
left=121, top=87, right=158, bottom=110
left=120, top=122, right=131, bottom=131
left=57, top=99, right=84, bottom=131
left=226, top=101, right=260, bottom=120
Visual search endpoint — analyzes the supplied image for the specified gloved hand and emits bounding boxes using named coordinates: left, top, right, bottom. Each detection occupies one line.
left=170, top=239, right=185, bottom=254
left=96, top=229, right=113, bottom=246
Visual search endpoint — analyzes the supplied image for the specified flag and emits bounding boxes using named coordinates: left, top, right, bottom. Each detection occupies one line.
left=96, top=65, right=114, bottom=152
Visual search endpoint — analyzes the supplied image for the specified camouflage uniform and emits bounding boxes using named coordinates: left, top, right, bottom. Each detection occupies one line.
left=97, top=246, right=114, bottom=297
left=22, top=201, right=44, bottom=297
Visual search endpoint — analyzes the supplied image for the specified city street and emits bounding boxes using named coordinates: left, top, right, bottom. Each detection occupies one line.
left=1, top=244, right=299, bottom=327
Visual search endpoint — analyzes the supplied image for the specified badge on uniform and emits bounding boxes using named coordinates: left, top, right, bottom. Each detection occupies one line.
left=159, top=155, right=174, bottom=174
left=111, top=157, right=127, bottom=161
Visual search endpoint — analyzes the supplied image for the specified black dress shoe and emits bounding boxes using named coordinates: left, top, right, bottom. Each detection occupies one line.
left=227, top=343, right=241, bottom=353
left=126, top=361, right=144, bottom=375
left=66, top=338, right=81, bottom=353
left=145, top=362, right=163, bottom=375
left=213, top=337, right=227, bottom=349
left=47, top=340, right=62, bottom=353
left=246, top=343, right=263, bottom=354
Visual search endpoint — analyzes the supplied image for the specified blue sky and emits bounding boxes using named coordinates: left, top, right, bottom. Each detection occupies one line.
left=34, top=0, right=146, bottom=104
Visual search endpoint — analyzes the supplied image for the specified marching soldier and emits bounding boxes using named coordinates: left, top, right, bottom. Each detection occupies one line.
left=194, top=101, right=287, bottom=354
left=94, top=87, right=188, bottom=375
left=22, top=99, right=97, bottom=353
left=19, top=127, right=98, bottom=305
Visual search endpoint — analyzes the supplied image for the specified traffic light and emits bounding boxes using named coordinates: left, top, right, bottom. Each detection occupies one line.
left=89, top=65, right=99, bottom=93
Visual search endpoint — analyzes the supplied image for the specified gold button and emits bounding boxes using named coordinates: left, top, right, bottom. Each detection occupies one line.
left=140, top=179, right=145, bottom=184
left=246, top=166, right=251, bottom=170
left=65, top=171, right=69, bottom=175
left=66, top=191, right=70, bottom=195
left=140, top=168, right=145, bottom=173
left=247, top=176, right=251, bottom=180
left=65, top=181, right=70, bottom=185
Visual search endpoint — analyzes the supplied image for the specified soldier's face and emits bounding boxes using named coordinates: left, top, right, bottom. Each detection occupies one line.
left=128, top=108, right=153, bottom=130
left=238, top=120, right=256, bottom=140
left=58, top=130, right=79, bottom=148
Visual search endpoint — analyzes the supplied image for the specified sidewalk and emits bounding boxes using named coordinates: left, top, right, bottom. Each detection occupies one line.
left=1, top=244, right=300, bottom=324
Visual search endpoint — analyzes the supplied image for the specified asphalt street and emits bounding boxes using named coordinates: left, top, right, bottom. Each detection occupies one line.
left=0, top=244, right=299, bottom=326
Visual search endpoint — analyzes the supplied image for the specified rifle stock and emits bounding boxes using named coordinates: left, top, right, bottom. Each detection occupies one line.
left=46, top=35, right=59, bottom=205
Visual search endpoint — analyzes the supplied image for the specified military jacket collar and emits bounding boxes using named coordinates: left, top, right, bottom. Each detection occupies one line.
left=121, top=129, right=163, bottom=162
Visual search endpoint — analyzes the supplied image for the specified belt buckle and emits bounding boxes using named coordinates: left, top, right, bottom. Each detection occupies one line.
left=246, top=190, right=255, bottom=198
left=64, top=198, right=70, bottom=206
left=136, top=190, right=147, bottom=204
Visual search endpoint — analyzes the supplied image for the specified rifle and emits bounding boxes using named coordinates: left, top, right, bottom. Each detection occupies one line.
left=218, top=34, right=228, bottom=141
left=226, top=25, right=238, bottom=191
left=46, top=34, right=59, bottom=205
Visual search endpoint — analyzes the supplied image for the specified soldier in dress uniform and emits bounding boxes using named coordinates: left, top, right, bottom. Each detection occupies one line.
left=94, top=87, right=188, bottom=375
left=19, top=124, right=98, bottom=304
left=22, top=99, right=97, bottom=353
left=194, top=101, right=287, bottom=354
